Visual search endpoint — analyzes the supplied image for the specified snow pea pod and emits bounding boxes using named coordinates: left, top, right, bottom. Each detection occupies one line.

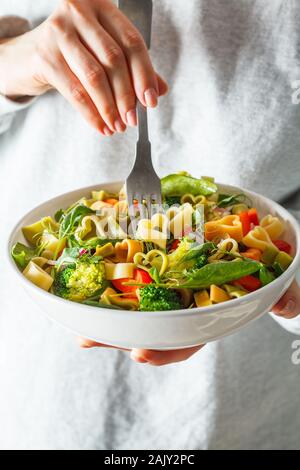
left=161, top=174, right=217, bottom=197
left=259, top=266, right=275, bottom=286
left=179, top=260, right=261, bottom=289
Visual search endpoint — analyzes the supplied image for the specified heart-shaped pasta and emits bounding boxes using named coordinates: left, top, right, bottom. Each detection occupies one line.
left=242, top=226, right=278, bottom=252
left=166, top=203, right=194, bottom=238
left=76, top=215, right=127, bottom=240
left=180, top=194, right=207, bottom=205
left=208, top=237, right=239, bottom=261
left=260, top=215, right=284, bottom=240
left=136, top=213, right=169, bottom=249
left=205, top=215, right=243, bottom=242
left=133, top=249, right=169, bottom=276
left=114, top=239, right=144, bottom=263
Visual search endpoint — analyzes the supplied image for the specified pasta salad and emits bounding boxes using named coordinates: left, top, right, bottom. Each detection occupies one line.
left=11, top=172, right=294, bottom=311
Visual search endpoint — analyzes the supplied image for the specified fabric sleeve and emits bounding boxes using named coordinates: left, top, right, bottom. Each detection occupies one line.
left=269, top=206, right=300, bottom=335
left=0, top=15, right=36, bottom=134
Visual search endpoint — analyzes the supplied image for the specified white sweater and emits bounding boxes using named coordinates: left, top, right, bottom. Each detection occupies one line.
left=1, top=0, right=300, bottom=450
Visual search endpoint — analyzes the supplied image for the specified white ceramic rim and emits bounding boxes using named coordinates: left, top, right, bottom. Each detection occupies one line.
left=6, top=181, right=300, bottom=319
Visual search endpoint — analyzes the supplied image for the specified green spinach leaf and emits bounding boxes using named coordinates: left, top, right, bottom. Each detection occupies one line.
left=179, top=260, right=261, bottom=289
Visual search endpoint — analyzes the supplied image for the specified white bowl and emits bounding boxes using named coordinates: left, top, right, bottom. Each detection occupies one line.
left=7, top=182, right=300, bottom=350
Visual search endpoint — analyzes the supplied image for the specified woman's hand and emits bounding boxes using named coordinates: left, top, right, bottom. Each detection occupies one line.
left=78, top=280, right=300, bottom=366
left=272, top=280, right=300, bottom=319
left=77, top=338, right=205, bottom=366
left=0, top=0, right=168, bottom=135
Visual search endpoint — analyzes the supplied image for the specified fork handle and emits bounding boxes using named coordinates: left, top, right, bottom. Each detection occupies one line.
left=137, top=101, right=149, bottom=143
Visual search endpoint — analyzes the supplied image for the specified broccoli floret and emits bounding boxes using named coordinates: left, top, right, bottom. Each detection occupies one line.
left=139, top=284, right=182, bottom=311
left=53, top=260, right=105, bottom=301
left=164, top=196, right=181, bottom=207
left=53, top=265, right=76, bottom=298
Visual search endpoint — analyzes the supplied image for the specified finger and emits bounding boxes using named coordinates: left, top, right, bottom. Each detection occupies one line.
left=156, top=73, right=169, bottom=97
left=53, top=22, right=125, bottom=133
left=77, top=337, right=130, bottom=351
left=46, top=51, right=113, bottom=136
left=130, top=345, right=205, bottom=366
left=69, top=10, right=137, bottom=127
left=97, top=0, right=159, bottom=108
left=65, top=1, right=133, bottom=129
left=272, top=280, right=300, bottom=319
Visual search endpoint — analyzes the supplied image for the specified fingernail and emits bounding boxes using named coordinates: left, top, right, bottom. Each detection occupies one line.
left=114, top=118, right=126, bottom=133
left=126, top=108, right=137, bottom=127
left=130, top=350, right=148, bottom=363
left=280, top=299, right=296, bottom=315
left=144, top=87, right=158, bottom=107
left=103, top=126, right=113, bottom=136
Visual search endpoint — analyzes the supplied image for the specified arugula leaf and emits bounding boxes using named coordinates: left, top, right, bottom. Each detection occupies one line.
left=56, top=247, right=80, bottom=266
left=67, top=234, right=121, bottom=248
left=149, top=266, right=161, bottom=284
left=217, top=193, right=251, bottom=208
left=59, top=204, right=94, bottom=238
left=54, top=208, right=65, bottom=223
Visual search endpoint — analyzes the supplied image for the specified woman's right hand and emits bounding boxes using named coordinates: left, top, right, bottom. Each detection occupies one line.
left=0, top=0, right=168, bottom=135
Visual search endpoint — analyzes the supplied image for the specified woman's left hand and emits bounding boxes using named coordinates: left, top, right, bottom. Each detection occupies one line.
left=78, top=280, right=300, bottom=366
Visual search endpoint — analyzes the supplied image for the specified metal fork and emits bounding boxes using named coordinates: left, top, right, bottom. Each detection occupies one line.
left=119, top=0, right=162, bottom=219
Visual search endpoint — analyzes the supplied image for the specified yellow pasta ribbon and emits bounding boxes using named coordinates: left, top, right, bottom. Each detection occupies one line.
left=100, top=287, right=138, bottom=310
left=136, top=213, right=169, bottom=249
left=205, top=215, right=243, bottom=242
left=194, top=290, right=212, bottom=307
left=23, top=261, right=54, bottom=291
left=22, top=217, right=58, bottom=246
left=260, top=214, right=284, bottom=240
left=210, top=285, right=230, bottom=303
left=90, top=200, right=113, bottom=211
left=91, top=190, right=109, bottom=201
left=105, top=262, right=135, bottom=280
left=39, top=232, right=65, bottom=257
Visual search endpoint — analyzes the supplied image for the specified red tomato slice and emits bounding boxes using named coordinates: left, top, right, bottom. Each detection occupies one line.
left=170, top=239, right=180, bottom=251
left=233, top=275, right=262, bottom=292
left=111, top=269, right=152, bottom=296
left=104, top=198, right=118, bottom=206
left=239, top=211, right=251, bottom=236
left=134, top=269, right=153, bottom=284
left=273, top=240, right=292, bottom=254
left=248, top=208, right=259, bottom=225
